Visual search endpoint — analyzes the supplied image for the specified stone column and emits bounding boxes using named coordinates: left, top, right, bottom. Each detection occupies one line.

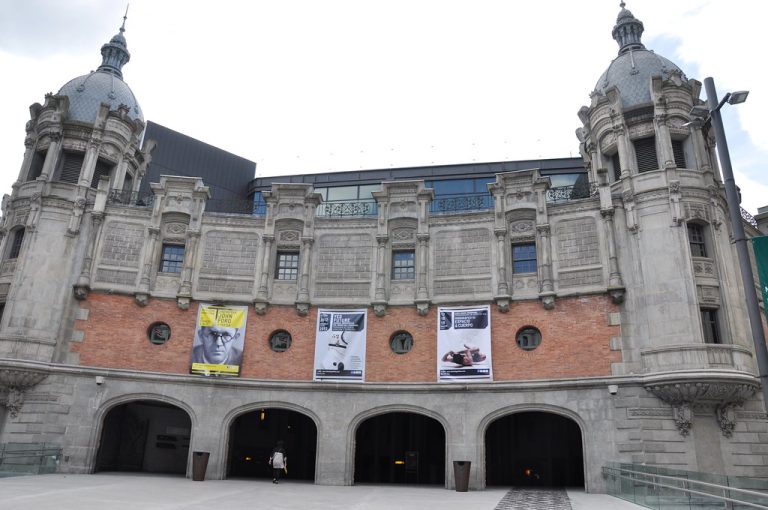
left=39, top=132, right=62, bottom=181
left=78, top=141, right=101, bottom=187
left=136, top=226, right=160, bottom=306
left=74, top=212, right=105, bottom=299
left=177, top=230, right=200, bottom=308
left=415, top=233, right=430, bottom=316
left=494, top=229, right=511, bottom=312
left=601, top=209, right=625, bottom=304
left=372, top=235, right=388, bottom=316
left=17, top=136, right=37, bottom=183
left=296, top=237, right=314, bottom=316
left=655, top=113, right=675, bottom=169
left=537, top=224, right=555, bottom=309
left=614, top=125, right=633, bottom=177
left=255, top=235, right=274, bottom=303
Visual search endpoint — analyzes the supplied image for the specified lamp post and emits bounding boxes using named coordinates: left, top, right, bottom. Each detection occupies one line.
left=702, top=77, right=768, bottom=410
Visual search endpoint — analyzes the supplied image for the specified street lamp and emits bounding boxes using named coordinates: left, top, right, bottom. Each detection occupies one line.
left=691, top=78, right=768, bottom=410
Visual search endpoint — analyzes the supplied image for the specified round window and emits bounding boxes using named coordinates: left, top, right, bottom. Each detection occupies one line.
left=390, top=331, right=414, bottom=354
left=516, top=326, right=541, bottom=351
left=147, top=322, right=171, bottom=345
left=269, top=330, right=292, bottom=352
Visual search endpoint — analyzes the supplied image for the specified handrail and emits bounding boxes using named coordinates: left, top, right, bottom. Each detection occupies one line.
left=603, top=464, right=768, bottom=509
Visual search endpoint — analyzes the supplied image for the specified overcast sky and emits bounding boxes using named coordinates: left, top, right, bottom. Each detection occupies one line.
left=0, top=0, right=766, bottom=214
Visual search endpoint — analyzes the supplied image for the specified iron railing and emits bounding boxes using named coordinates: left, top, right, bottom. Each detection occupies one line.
left=603, top=463, right=768, bottom=509
left=742, top=207, right=758, bottom=228
left=430, top=193, right=493, bottom=214
left=106, top=190, right=155, bottom=208
left=317, top=200, right=378, bottom=218
left=546, top=182, right=598, bottom=203
left=0, top=443, right=61, bottom=477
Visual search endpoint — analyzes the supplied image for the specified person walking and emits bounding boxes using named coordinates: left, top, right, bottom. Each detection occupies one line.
left=269, top=440, right=287, bottom=484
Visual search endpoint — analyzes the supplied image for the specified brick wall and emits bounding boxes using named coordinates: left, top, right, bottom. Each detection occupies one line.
left=72, top=293, right=620, bottom=382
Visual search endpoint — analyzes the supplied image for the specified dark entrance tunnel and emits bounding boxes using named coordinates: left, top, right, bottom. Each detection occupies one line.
left=228, top=408, right=317, bottom=481
left=354, top=412, right=445, bottom=485
left=485, top=411, right=584, bottom=487
left=96, top=400, right=191, bottom=475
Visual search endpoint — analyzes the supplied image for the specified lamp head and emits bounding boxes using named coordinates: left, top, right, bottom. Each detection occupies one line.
left=728, top=90, right=749, bottom=105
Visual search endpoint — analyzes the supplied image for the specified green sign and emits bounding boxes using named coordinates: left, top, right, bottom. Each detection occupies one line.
left=753, top=236, right=768, bottom=324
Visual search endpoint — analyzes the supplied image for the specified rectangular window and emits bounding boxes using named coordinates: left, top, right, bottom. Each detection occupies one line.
left=159, top=244, right=185, bottom=273
left=634, top=137, right=658, bottom=173
left=392, top=250, right=415, bottom=280
left=512, top=243, right=537, bottom=274
left=687, top=224, right=707, bottom=258
left=701, top=308, right=721, bottom=344
left=90, top=159, right=112, bottom=188
left=611, top=152, right=622, bottom=181
left=672, top=140, right=687, bottom=168
left=8, top=229, right=25, bottom=259
left=276, top=251, right=299, bottom=280
left=58, top=151, right=84, bottom=183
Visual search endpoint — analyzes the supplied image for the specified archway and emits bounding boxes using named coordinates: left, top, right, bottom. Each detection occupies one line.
left=95, top=400, right=191, bottom=475
left=354, top=412, right=445, bottom=484
left=227, top=408, right=316, bottom=480
left=485, top=411, right=584, bottom=487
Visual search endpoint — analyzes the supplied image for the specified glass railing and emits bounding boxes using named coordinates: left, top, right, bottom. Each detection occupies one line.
left=0, top=443, right=61, bottom=477
left=603, top=463, right=768, bottom=509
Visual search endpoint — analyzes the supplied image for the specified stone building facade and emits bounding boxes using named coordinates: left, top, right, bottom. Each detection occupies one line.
left=0, top=5, right=766, bottom=490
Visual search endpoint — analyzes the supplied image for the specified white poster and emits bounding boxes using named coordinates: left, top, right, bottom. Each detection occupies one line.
left=313, top=309, right=367, bottom=382
left=437, top=305, right=492, bottom=382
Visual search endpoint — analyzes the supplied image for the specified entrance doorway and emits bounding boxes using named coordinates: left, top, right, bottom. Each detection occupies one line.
left=227, top=408, right=316, bottom=481
left=354, top=412, right=445, bottom=484
left=485, top=411, right=584, bottom=487
left=95, top=400, right=191, bottom=475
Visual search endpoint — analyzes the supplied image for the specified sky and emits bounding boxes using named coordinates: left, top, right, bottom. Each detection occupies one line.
left=0, top=0, right=766, bottom=214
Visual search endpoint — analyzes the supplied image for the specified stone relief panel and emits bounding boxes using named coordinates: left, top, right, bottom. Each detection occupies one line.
left=199, top=231, right=259, bottom=277
left=556, top=218, right=600, bottom=269
left=99, top=221, right=144, bottom=269
left=697, top=285, right=721, bottom=307
left=391, top=227, right=416, bottom=244
left=508, top=219, right=535, bottom=240
left=692, top=259, right=717, bottom=278
left=434, top=228, right=491, bottom=278
left=433, top=278, right=492, bottom=295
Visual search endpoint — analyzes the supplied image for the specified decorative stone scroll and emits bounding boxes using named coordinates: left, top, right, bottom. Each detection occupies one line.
left=0, top=369, right=48, bottom=418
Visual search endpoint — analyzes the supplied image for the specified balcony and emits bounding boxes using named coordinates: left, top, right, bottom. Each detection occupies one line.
left=545, top=182, right=598, bottom=204
left=641, top=344, right=755, bottom=373
left=430, top=193, right=493, bottom=214
left=106, top=190, right=154, bottom=208
left=316, top=199, right=378, bottom=218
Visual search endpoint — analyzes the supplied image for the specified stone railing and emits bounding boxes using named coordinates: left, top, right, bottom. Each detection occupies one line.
left=641, top=344, right=755, bottom=374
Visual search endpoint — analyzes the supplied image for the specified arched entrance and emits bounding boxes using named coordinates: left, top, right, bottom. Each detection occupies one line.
left=95, top=400, right=191, bottom=475
left=227, top=408, right=316, bottom=481
left=354, top=412, right=445, bottom=485
left=485, top=411, right=584, bottom=487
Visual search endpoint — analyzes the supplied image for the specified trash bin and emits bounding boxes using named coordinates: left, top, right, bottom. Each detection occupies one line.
left=192, top=451, right=210, bottom=481
left=453, top=460, right=471, bottom=492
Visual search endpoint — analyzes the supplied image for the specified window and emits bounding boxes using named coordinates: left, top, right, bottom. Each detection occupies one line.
left=159, top=244, right=184, bottom=273
left=512, top=243, right=537, bottom=274
left=701, top=308, right=721, bottom=344
left=8, top=229, right=25, bottom=259
left=516, top=326, right=542, bottom=351
left=390, top=331, right=414, bottom=354
left=269, top=330, right=292, bottom=352
left=276, top=251, right=299, bottom=280
left=688, top=224, right=707, bottom=258
left=58, top=151, right=84, bottom=183
left=392, top=250, right=415, bottom=280
left=634, top=137, right=658, bottom=173
left=672, top=140, right=687, bottom=168
left=27, top=151, right=45, bottom=181
left=147, top=322, right=171, bottom=345
left=90, top=159, right=112, bottom=188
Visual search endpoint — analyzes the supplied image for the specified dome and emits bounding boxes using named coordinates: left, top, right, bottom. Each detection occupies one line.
left=56, top=16, right=143, bottom=125
left=58, top=71, right=143, bottom=124
left=593, top=2, right=686, bottom=109
left=594, top=50, right=685, bottom=109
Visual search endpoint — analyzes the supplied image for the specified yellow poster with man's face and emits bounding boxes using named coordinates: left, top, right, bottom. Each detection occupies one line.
left=191, top=304, right=248, bottom=377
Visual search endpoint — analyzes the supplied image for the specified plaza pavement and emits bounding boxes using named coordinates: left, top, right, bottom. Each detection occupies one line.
left=0, top=473, right=645, bottom=510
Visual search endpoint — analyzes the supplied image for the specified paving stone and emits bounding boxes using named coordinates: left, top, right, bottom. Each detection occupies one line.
left=494, top=488, right=572, bottom=510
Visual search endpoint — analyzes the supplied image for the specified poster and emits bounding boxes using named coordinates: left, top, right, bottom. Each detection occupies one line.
left=437, top=305, right=492, bottom=382
left=313, top=309, right=367, bottom=382
left=190, top=303, right=247, bottom=377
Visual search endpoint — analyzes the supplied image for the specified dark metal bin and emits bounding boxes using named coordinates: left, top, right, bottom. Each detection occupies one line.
left=453, top=460, right=471, bottom=492
left=192, top=451, right=210, bottom=481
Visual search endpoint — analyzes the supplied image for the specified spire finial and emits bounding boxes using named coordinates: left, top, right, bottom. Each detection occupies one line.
left=121, top=4, right=129, bottom=33
left=620, top=1, right=626, bottom=8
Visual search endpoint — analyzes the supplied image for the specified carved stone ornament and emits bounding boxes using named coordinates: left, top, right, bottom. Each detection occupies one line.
left=508, top=220, right=534, bottom=238
left=373, top=302, right=387, bottom=317
left=608, top=287, right=626, bottom=304
left=253, top=300, right=268, bottom=315
left=415, top=300, right=430, bottom=317
left=644, top=378, right=758, bottom=437
left=540, top=294, right=555, bottom=310
left=279, top=230, right=301, bottom=243
left=134, top=292, right=149, bottom=307
left=295, top=302, right=310, bottom=317
left=0, top=369, right=48, bottom=418
left=165, top=222, right=188, bottom=236
left=73, top=284, right=89, bottom=300
left=495, top=296, right=510, bottom=313
left=176, top=296, right=191, bottom=310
